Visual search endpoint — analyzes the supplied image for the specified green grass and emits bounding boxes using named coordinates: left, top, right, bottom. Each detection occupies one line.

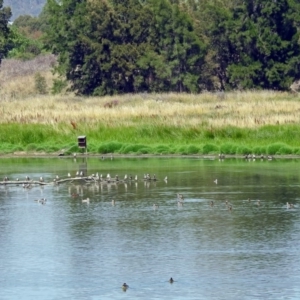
left=1, top=123, right=300, bottom=155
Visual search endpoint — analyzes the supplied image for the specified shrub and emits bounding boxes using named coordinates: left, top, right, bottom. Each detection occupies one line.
left=98, top=141, right=123, bottom=154
left=52, top=79, right=68, bottom=94
left=120, top=144, right=147, bottom=154
left=34, top=72, right=47, bottom=94
left=267, top=143, right=289, bottom=155
left=186, top=145, right=201, bottom=154
left=154, top=145, right=170, bottom=153
left=219, top=143, right=238, bottom=154
left=202, top=143, right=219, bottom=154
left=236, top=146, right=252, bottom=154
left=26, top=143, right=37, bottom=151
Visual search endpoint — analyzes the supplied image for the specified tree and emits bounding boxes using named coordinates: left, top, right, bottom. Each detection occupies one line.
left=227, top=0, right=300, bottom=90
left=0, top=0, right=12, bottom=64
left=44, top=0, right=205, bottom=94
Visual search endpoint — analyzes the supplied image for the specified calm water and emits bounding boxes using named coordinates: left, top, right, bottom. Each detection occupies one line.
left=0, top=157, right=300, bottom=300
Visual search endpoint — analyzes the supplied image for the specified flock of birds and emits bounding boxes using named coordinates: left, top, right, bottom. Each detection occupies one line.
left=3, top=171, right=296, bottom=211
left=218, top=153, right=274, bottom=161
left=122, top=278, right=175, bottom=292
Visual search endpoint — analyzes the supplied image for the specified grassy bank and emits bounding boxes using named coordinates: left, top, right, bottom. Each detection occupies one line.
left=0, top=93, right=300, bottom=156
left=1, top=55, right=300, bottom=156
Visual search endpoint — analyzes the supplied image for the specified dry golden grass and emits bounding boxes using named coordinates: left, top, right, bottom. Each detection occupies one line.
left=1, top=55, right=300, bottom=129
left=0, top=91, right=300, bottom=129
left=0, top=55, right=57, bottom=99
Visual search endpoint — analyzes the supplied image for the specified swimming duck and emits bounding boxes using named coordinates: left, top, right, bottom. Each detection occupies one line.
left=169, top=277, right=174, bottom=283
left=287, top=202, right=294, bottom=209
left=219, top=153, right=225, bottom=159
left=153, top=204, right=159, bottom=210
left=122, top=283, right=129, bottom=290
left=82, top=198, right=90, bottom=203
left=210, top=200, right=214, bottom=207
left=177, top=193, right=184, bottom=201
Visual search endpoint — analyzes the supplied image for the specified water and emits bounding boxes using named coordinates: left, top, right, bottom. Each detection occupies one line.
left=0, top=157, right=300, bottom=300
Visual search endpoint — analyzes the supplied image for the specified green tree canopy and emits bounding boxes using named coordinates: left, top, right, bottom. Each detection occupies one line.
left=0, top=0, right=12, bottom=64
left=45, top=0, right=207, bottom=95
left=44, top=0, right=300, bottom=94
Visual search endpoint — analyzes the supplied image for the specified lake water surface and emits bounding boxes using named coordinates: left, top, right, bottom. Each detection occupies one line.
left=0, top=157, right=300, bottom=300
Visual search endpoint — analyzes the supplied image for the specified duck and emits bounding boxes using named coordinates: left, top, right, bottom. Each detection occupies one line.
left=228, top=205, right=233, bottom=212
left=210, top=200, right=214, bottom=207
left=177, top=201, right=183, bottom=207
left=122, top=283, right=129, bottom=290
left=39, top=198, right=47, bottom=204
left=287, top=202, right=294, bottom=209
left=177, top=193, right=184, bottom=201
left=82, top=198, right=90, bottom=203
left=256, top=199, right=261, bottom=206
left=164, top=176, right=168, bottom=182
left=214, top=179, right=218, bottom=184
left=219, top=153, right=225, bottom=160
left=153, top=204, right=159, bottom=210
left=169, top=277, right=174, bottom=284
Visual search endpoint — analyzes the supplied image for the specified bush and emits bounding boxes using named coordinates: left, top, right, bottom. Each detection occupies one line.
left=219, top=143, right=238, bottom=154
left=120, top=144, right=148, bottom=154
left=236, top=146, right=252, bottom=154
left=52, top=79, right=68, bottom=94
left=34, top=72, right=47, bottom=94
left=202, top=143, right=219, bottom=154
left=186, top=145, right=201, bottom=154
left=267, top=143, right=289, bottom=155
left=98, top=141, right=123, bottom=154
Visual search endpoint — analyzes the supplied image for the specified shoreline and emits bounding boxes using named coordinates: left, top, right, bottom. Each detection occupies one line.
left=1, top=152, right=300, bottom=159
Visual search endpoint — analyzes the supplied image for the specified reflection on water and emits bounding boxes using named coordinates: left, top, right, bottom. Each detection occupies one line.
left=0, top=157, right=300, bottom=300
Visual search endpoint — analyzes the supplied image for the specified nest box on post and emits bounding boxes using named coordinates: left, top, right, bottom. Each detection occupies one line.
left=78, top=136, right=87, bottom=154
